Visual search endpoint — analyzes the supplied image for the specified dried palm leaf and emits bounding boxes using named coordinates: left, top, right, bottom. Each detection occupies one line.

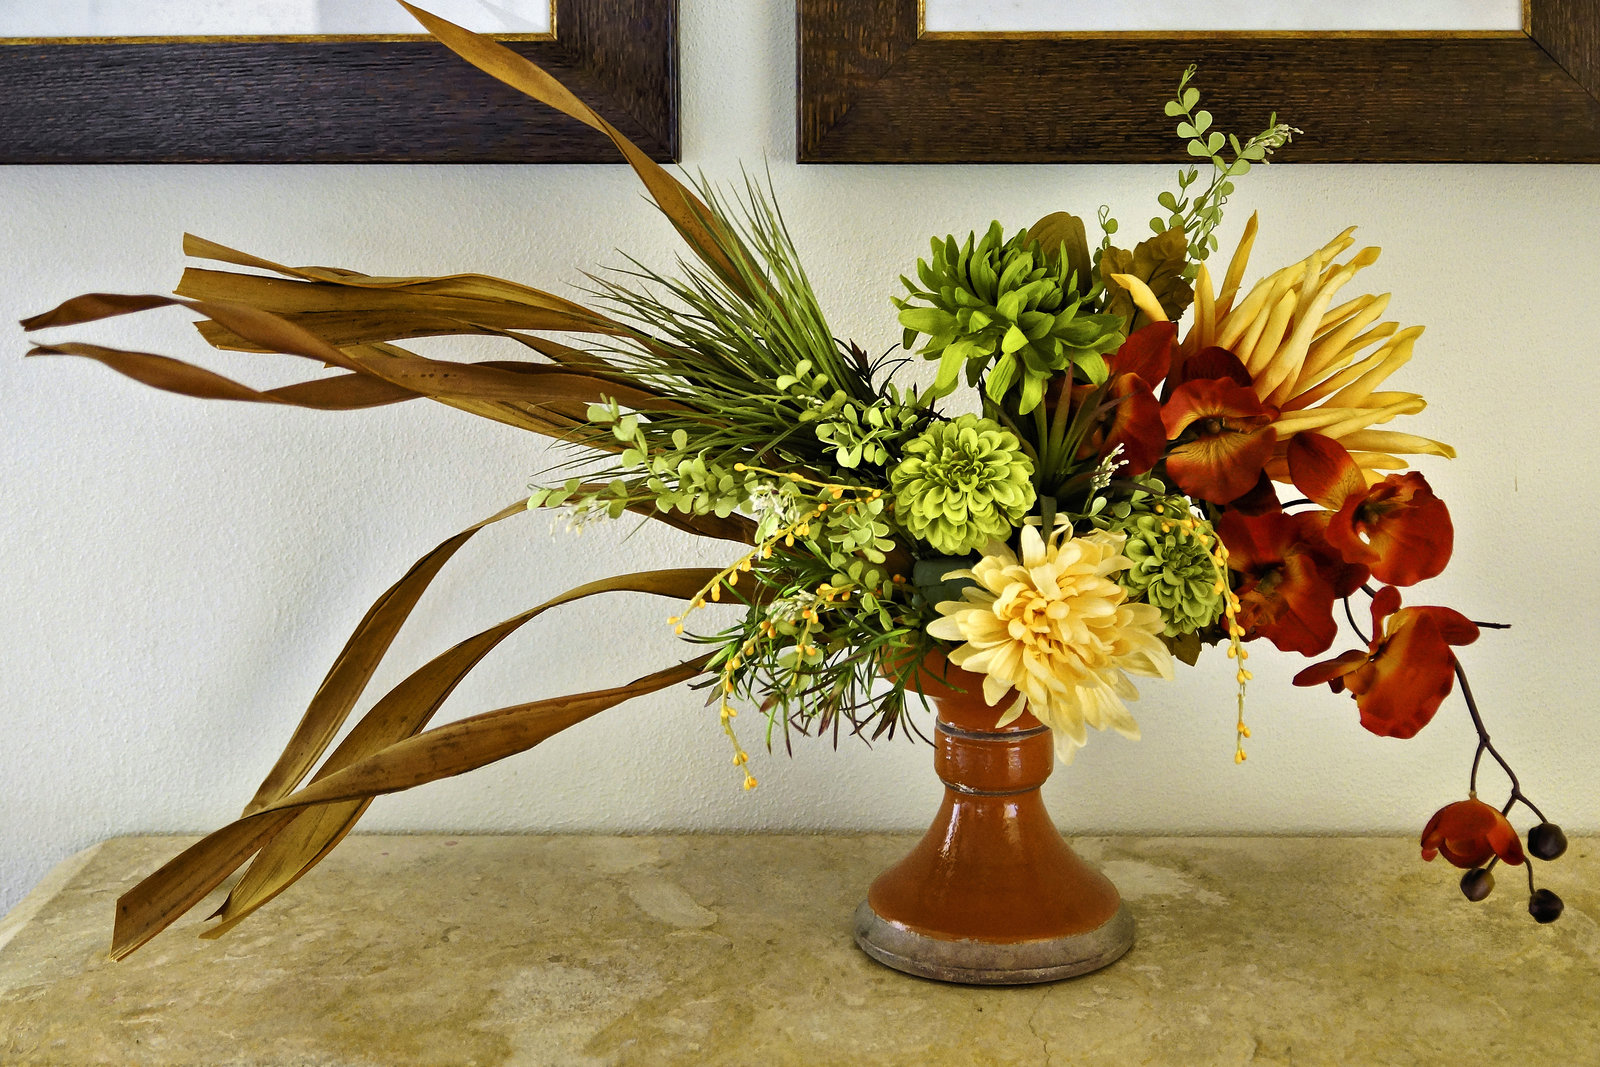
left=111, top=655, right=711, bottom=961
left=396, top=3, right=751, bottom=299
left=244, top=502, right=531, bottom=812
left=207, top=567, right=719, bottom=937
left=23, top=293, right=682, bottom=413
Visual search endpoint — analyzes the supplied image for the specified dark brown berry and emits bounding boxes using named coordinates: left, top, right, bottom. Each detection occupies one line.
left=1529, top=888, right=1564, bottom=924
left=1459, top=867, right=1494, bottom=902
left=1528, top=822, right=1568, bottom=861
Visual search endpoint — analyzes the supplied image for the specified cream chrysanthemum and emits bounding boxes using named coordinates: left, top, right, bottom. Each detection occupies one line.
left=926, top=521, right=1174, bottom=761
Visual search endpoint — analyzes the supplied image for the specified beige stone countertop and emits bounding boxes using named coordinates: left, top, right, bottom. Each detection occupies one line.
left=0, top=834, right=1595, bottom=1066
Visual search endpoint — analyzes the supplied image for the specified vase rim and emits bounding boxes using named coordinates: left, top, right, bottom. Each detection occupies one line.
left=907, top=648, right=1045, bottom=732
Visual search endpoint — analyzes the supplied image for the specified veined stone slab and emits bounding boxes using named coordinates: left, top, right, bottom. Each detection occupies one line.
left=1, top=835, right=1595, bottom=1065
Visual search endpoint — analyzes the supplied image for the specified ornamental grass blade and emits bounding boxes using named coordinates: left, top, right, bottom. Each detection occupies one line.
left=207, top=567, right=718, bottom=936
left=110, top=811, right=301, bottom=963
left=396, top=2, right=751, bottom=301
left=24, top=293, right=364, bottom=371
left=19, top=292, right=178, bottom=328
left=624, top=504, right=757, bottom=544
left=182, top=233, right=616, bottom=314
left=337, top=353, right=682, bottom=411
left=177, top=236, right=650, bottom=375
left=246, top=501, right=530, bottom=814
left=259, top=655, right=712, bottom=815
left=110, top=656, right=710, bottom=961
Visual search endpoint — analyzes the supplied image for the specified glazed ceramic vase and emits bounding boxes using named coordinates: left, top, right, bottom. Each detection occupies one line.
left=853, top=652, right=1133, bottom=984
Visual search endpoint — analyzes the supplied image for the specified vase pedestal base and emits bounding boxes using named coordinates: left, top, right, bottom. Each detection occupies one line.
left=854, top=652, right=1136, bottom=985
left=853, top=899, right=1133, bottom=985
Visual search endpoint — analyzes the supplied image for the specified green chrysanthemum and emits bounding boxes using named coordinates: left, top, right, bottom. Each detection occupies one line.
left=889, top=415, right=1036, bottom=555
left=1112, top=508, right=1224, bottom=636
left=894, top=220, right=1125, bottom=414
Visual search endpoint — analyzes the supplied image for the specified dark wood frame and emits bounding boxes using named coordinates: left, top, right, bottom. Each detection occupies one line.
left=0, top=0, right=676, bottom=163
left=798, top=0, right=1600, bottom=162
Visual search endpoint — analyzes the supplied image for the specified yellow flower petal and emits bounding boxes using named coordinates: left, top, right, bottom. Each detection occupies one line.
left=1109, top=273, right=1168, bottom=324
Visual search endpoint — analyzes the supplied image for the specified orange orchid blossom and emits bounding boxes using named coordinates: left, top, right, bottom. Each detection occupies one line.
left=1293, top=585, right=1478, bottom=738
left=1111, top=214, right=1454, bottom=483
left=1217, top=508, right=1366, bottom=655
left=1420, top=798, right=1527, bottom=869
left=1160, top=344, right=1278, bottom=505
left=1286, top=433, right=1453, bottom=586
left=1067, top=322, right=1173, bottom=477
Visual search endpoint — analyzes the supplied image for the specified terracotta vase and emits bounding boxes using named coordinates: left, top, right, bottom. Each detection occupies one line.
left=853, top=652, right=1133, bottom=984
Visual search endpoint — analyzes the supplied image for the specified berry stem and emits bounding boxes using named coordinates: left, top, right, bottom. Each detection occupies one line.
left=1457, top=662, right=1549, bottom=823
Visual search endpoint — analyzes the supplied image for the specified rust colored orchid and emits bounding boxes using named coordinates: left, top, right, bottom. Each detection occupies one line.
left=1287, top=433, right=1453, bottom=586
left=1293, top=585, right=1479, bottom=738
left=1218, top=509, right=1367, bottom=655
left=1162, top=352, right=1279, bottom=504
left=1092, top=375, right=1167, bottom=476
left=1420, top=798, right=1526, bottom=869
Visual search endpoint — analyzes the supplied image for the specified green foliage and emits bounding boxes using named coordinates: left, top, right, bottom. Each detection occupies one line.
left=780, top=361, right=923, bottom=469
left=889, top=414, right=1036, bottom=555
left=647, top=449, right=753, bottom=518
left=583, top=171, right=914, bottom=479
left=1096, top=205, right=1120, bottom=252
left=895, top=221, right=1124, bottom=414
left=811, top=494, right=896, bottom=579
left=1026, top=211, right=1094, bottom=294
left=527, top=475, right=633, bottom=521
left=698, top=548, right=938, bottom=748
left=1155, top=66, right=1298, bottom=274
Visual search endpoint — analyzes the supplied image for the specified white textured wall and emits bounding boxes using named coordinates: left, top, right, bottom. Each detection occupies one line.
left=4, top=1, right=1599, bottom=916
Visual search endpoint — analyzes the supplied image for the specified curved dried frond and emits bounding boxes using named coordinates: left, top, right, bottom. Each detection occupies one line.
left=111, top=652, right=714, bottom=961
left=207, top=566, right=720, bottom=938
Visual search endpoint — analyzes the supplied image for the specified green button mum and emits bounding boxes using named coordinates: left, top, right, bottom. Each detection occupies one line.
left=889, top=415, right=1036, bottom=555
left=1113, top=509, right=1224, bottom=636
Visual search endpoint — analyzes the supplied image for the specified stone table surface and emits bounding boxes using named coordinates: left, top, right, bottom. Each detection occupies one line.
left=0, top=834, right=1595, bottom=1066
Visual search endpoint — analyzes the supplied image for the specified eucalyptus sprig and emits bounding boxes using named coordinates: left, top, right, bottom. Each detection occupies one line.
left=1154, top=65, right=1299, bottom=273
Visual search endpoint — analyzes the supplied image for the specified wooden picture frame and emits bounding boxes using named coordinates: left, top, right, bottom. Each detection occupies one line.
left=798, top=0, right=1600, bottom=162
left=0, top=0, right=676, bottom=163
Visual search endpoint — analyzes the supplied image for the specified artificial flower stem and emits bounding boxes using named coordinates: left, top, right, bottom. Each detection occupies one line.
left=1031, top=402, right=1054, bottom=481
left=1045, top=377, right=1077, bottom=488
left=1456, top=661, right=1548, bottom=822
left=1061, top=386, right=1114, bottom=485
left=1352, top=584, right=1541, bottom=821
left=987, top=401, right=1040, bottom=466
left=1341, top=596, right=1370, bottom=644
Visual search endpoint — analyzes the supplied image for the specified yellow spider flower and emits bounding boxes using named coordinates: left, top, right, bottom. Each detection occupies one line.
left=1114, top=213, right=1455, bottom=482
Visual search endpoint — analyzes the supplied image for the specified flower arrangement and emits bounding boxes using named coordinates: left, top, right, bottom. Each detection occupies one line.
left=21, top=6, right=1570, bottom=958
